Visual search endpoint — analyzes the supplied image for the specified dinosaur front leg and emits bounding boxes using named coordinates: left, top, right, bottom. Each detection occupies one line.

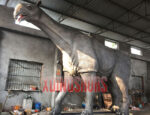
left=80, top=72, right=96, bottom=115
left=51, top=72, right=73, bottom=115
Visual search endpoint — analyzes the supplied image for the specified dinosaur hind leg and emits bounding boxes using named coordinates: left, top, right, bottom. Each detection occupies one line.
left=111, top=65, right=130, bottom=115
left=115, top=75, right=129, bottom=115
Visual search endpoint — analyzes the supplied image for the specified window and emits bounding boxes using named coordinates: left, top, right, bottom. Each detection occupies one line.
left=131, top=46, right=142, bottom=56
left=6, top=59, right=43, bottom=91
left=15, top=20, right=40, bottom=30
left=105, top=40, right=119, bottom=49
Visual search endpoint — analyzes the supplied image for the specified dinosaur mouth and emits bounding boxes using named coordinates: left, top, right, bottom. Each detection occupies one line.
left=16, top=14, right=26, bottom=22
left=14, top=4, right=26, bottom=22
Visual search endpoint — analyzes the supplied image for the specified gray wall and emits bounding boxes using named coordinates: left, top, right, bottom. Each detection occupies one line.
left=0, top=30, right=56, bottom=110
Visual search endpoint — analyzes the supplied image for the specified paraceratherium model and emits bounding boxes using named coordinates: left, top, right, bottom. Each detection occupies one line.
left=13, top=1, right=131, bottom=115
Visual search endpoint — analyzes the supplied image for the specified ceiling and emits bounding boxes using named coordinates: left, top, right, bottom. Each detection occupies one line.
left=1, top=0, right=150, bottom=49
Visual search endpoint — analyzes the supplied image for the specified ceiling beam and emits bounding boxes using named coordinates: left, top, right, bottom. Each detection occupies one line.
left=108, top=0, right=150, bottom=23
left=5, top=0, right=9, bottom=6
left=65, top=0, right=150, bottom=38
left=104, top=0, right=145, bottom=29
left=58, top=0, right=94, bottom=23
left=23, top=0, right=150, bottom=45
left=108, top=0, right=150, bottom=39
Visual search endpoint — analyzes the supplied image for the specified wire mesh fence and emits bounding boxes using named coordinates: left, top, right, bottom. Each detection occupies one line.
left=6, top=59, right=42, bottom=91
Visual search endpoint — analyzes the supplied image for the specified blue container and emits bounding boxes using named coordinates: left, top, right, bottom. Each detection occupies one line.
left=82, top=103, right=86, bottom=108
left=35, top=102, right=41, bottom=111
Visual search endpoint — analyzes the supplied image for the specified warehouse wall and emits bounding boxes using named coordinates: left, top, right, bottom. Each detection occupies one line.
left=119, top=42, right=150, bottom=102
left=0, top=30, right=57, bottom=110
left=120, top=41, right=150, bottom=102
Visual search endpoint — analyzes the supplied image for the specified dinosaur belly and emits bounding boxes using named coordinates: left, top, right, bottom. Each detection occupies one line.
left=77, top=50, right=98, bottom=73
left=62, top=50, right=98, bottom=75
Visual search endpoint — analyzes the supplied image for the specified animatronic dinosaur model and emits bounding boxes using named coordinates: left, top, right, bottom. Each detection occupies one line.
left=14, top=1, right=131, bottom=115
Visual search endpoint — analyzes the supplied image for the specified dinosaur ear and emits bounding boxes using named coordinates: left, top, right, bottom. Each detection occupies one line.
left=36, top=0, right=41, bottom=7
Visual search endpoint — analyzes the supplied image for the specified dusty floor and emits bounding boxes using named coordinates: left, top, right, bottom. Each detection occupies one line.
left=0, top=111, right=150, bottom=115
left=131, top=104, right=150, bottom=115
left=1, top=104, right=150, bottom=115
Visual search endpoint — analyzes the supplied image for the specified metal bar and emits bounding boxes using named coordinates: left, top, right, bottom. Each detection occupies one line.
left=104, top=0, right=145, bottom=34
left=131, top=31, right=150, bottom=39
left=58, top=4, right=74, bottom=23
left=58, top=0, right=94, bottom=23
left=5, top=0, right=9, bottom=6
left=65, top=0, right=150, bottom=38
left=108, top=0, right=150, bottom=23
left=62, top=0, right=150, bottom=44
left=8, top=74, right=41, bottom=78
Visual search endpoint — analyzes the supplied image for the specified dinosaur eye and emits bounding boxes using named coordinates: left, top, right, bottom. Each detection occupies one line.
left=27, top=5, right=32, bottom=10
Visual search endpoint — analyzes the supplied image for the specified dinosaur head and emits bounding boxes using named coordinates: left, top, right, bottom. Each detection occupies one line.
left=13, top=0, right=42, bottom=22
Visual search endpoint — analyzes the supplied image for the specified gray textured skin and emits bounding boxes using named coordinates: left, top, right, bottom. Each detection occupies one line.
left=13, top=2, right=131, bottom=115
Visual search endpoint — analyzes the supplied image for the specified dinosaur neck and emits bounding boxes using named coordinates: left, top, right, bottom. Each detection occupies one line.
left=31, top=12, right=72, bottom=54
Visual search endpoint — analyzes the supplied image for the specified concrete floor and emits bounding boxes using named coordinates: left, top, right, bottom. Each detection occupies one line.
left=1, top=111, right=150, bottom=115
left=131, top=104, right=150, bottom=115
left=1, top=104, right=150, bottom=115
